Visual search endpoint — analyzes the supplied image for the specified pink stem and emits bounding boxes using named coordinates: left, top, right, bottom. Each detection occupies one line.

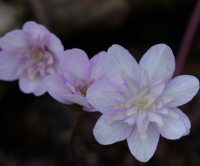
left=175, top=0, right=200, bottom=75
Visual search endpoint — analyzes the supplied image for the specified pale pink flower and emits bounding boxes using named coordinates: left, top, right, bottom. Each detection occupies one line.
left=0, top=21, right=64, bottom=96
left=44, top=48, right=106, bottom=112
left=86, top=44, right=199, bottom=162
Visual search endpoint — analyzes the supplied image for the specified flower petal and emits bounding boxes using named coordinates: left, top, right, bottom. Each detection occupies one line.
left=46, top=33, right=64, bottom=54
left=148, top=112, right=164, bottom=129
left=23, top=21, right=49, bottom=40
left=44, top=74, right=72, bottom=104
left=89, top=51, right=107, bottom=81
left=45, top=74, right=92, bottom=109
left=127, top=124, right=160, bottom=162
left=149, top=83, right=166, bottom=97
left=162, top=75, right=199, bottom=107
left=64, top=94, right=91, bottom=110
left=0, top=30, right=26, bottom=51
left=104, top=44, right=138, bottom=83
left=0, top=53, right=20, bottom=81
left=160, top=108, right=187, bottom=140
left=19, top=76, right=46, bottom=96
left=171, top=108, right=191, bottom=136
left=93, top=115, right=132, bottom=145
left=87, top=78, right=123, bottom=114
left=60, top=49, right=90, bottom=84
left=139, top=44, right=175, bottom=85
left=136, top=111, right=148, bottom=136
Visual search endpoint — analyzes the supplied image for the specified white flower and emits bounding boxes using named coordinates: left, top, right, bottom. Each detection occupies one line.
left=86, top=44, right=199, bottom=162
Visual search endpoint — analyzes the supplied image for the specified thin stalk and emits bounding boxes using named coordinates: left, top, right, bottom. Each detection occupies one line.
left=69, top=110, right=84, bottom=159
left=175, top=0, right=200, bottom=75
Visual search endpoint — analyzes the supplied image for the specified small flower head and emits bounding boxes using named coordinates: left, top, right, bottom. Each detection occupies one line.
left=0, top=21, right=64, bottom=96
left=86, top=44, right=199, bottom=162
left=44, top=48, right=106, bottom=112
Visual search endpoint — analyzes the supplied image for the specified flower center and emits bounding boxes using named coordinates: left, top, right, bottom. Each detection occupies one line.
left=77, top=80, right=93, bottom=97
left=134, top=96, right=150, bottom=110
left=31, top=50, right=43, bottom=62
left=80, top=84, right=89, bottom=96
left=125, top=89, right=153, bottom=110
left=24, top=47, right=56, bottom=79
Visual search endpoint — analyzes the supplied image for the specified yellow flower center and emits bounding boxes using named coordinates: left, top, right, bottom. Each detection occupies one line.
left=80, top=84, right=89, bottom=96
left=134, top=97, right=149, bottom=110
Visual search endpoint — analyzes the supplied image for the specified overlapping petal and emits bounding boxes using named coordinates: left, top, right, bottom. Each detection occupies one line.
left=0, top=53, right=20, bottom=81
left=23, top=21, right=49, bottom=40
left=104, top=44, right=138, bottom=83
left=45, top=74, right=92, bottom=109
left=160, top=108, right=188, bottom=140
left=139, top=44, right=175, bottom=85
left=59, top=49, right=90, bottom=84
left=46, top=33, right=64, bottom=54
left=162, top=75, right=199, bottom=107
left=44, top=74, right=72, bottom=104
left=19, top=76, right=46, bottom=96
left=93, top=115, right=132, bottom=145
left=173, top=108, right=191, bottom=136
left=0, top=30, right=26, bottom=51
left=64, top=94, right=91, bottom=109
left=127, top=125, right=160, bottom=162
left=89, top=51, right=107, bottom=81
left=87, top=78, right=123, bottom=114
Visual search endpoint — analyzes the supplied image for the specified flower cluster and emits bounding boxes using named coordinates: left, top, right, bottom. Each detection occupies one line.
left=0, top=21, right=199, bottom=162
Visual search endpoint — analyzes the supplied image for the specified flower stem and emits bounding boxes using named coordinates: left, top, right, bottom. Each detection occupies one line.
left=175, top=0, right=200, bottom=75
left=69, top=110, right=84, bottom=159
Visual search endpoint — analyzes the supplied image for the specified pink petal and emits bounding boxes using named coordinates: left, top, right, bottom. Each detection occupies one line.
left=0, top=30, right=26, bottom=51
left=127, top=124, right=160, bottom=162
left=46, top=33, right=64, bottom=55
left=160, top=108, right=188, bottom=140
left=0, top=53, right=20, bottom=81
left=45, top=75, right=91, bottom=109
left=139, top=44, right=175, bottom=85
left=162, top=75, right=199, bottom=107
left=64, top=94, right=91, bottom=109
left=22, top=21, right=49, bottom=40
left=19, top=76, right=46, bottom=96
left=93, top=115, right=132, bottom=145
left=89, top=51, right=107, bottom=81
left=44, top=74, right=72, bottom=104
left=60, top=49, right=90, bottom=84
left=104, top=44, right=138, bottom=83
left=86, top=78, right=123, bottom=114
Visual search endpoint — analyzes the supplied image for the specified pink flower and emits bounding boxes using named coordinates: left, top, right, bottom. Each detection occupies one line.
left=0, top=21, right=64, bottom=96
left=44, top=48, right=106, bottom=112
left=86, top=44, right=199, bottom=162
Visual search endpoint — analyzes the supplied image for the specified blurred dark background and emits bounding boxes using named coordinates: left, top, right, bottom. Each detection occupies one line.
left=0, top=0, right=200, bottom=165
